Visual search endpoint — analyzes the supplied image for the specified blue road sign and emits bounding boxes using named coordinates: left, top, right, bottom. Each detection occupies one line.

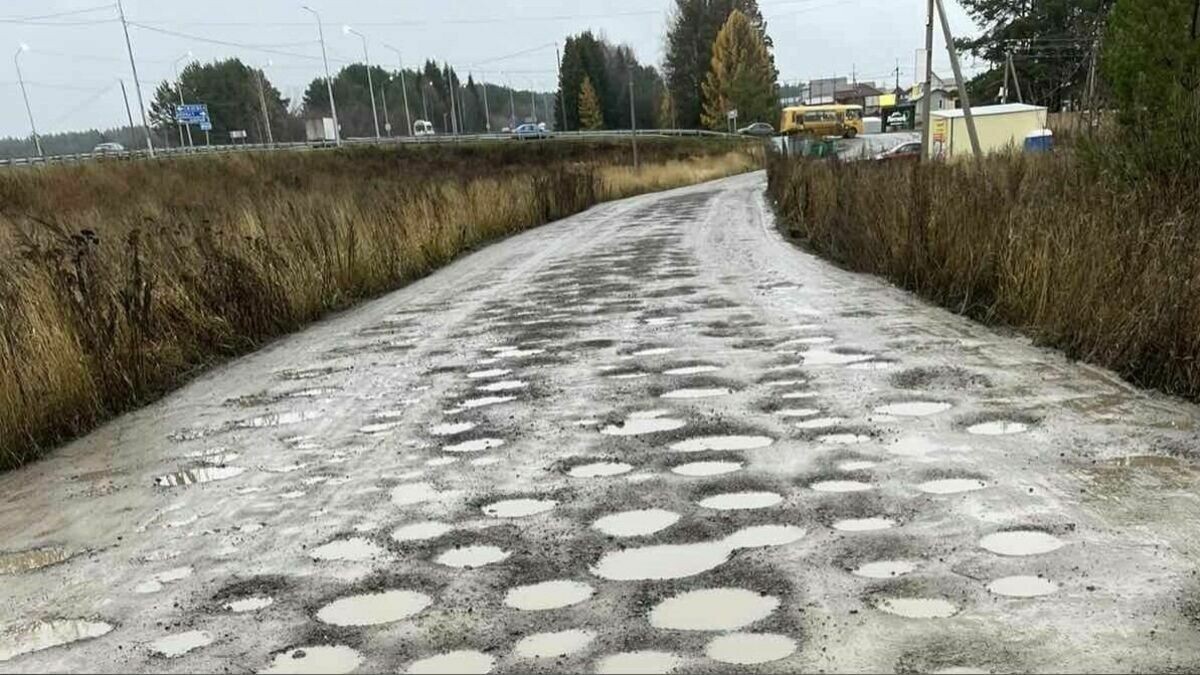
left=199, top=121, right=213, bottom=132
left=176, top=103, right=210, bottom=125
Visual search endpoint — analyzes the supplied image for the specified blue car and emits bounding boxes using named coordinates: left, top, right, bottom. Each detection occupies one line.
left=511, top=123, right=550, bottom=140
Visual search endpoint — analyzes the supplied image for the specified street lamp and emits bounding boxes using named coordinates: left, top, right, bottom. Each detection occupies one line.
left=384, top=44, right=412, bottom=137
left=13, top=43, right=43, bottom=158
left=173, top=50, right=194, bottom=148
left=422, top=80, right=430, bottom=125
left=255, top=59, right=275, bottom=146
left=301, top=4, right=340, bottom=146
left=343, top=25, right=381, bottom=139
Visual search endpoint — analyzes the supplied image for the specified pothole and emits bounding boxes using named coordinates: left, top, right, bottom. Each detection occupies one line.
left=875, top=597, right=959, bottom=618
left=723, top=525, right=806, bottom=548
left=917, top=479, right=988, bottom=495
left=967, top=420, right=1029, bottom=435
left=391, top=482, right=440, bottom=506
left=260, top=645, right=362, bottom=674
left=443, top=438, right=505, bottom=453
left=134, top=566, right=193, bottom=594
left=0, top=546, right=73, bottom=575
left=705, top=633, right=796, bottom=664
left=670, top=436, right=773, bottom=452
left=595, top=651, right=683, bottom=674
left=986, top=576, right=1058, bottom=597
left=467, top=368, right=511, bottom=379
left=978, top=531, right=1064, bottom=556
left=660, top=388, right=732, bottom=399
left=854, top=560, right=917, bottom=579
left=514, top=629, right=596, bottom=659
left=795, top=416, right=846, bottom=429
left=391, top=521, right=453, bottom=542
left=448, top=396, right=517, bottom=413
left=481, top=499, right=556, bottom=518
left=153, top=466, right=246, bottom=488
left=150, top=630, right=212, bottom=658
left=476, top=380, right=528, bottom=393
left=592, top=525, right=802, bottom=580
left=316, top=589, right=432, bottom=626
left=504, top=580, right=595, bottom=611
left=435, top=545, right=510, bottom=568
left=649, top=588, right=778, bottom=630
left=832, top=517, right=896, bottom=532
left=631, top=347, right=675, bottom=356
left=311, top=538, right=385, bottom=562
left=811, top=480, right=873, bottom=493
left=601, top=412, right=686, bottom=436
left=226, top=597, right=274, bottom=613
left=569, top=462, right=634, bottom=478
left=802, top=350, right=875, bottom=366
left=405, top=650, right=495, bottom=674
left=818, top=433, right=871, bottom=445
left=663, top=365, right=721, bottom=375
left=838, top=461, right=877, bottom=471
left=875, top=402, right=952, bottom=417
left=430, top=422, right=477, bottom=437
left=592, top=509, right=680, bottom=537
left=0, top=620, right=114, bottom=663
left=776, top=408, right=821, bottom=418
left=671, top=461, right=743, bottom=477
left=698, top=491, right=783, bottom=510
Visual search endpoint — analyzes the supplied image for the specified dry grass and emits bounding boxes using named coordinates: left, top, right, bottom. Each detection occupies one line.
left=0, top=139, right=759, bottom=469
left=768, top=150, right=1200, bottom=400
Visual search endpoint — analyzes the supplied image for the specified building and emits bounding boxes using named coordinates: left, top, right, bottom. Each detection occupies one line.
left=834, top=82, right=883, bottom=111
left=929, top=103, right=1048, bottom=160
left=910, top=73, right=958, bottom=125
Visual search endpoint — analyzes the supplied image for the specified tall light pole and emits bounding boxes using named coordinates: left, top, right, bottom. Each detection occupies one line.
left=116, top=0, right=153, bottom=156
left=506, top=74, right=516, bottom=128
left=445, top=65, right=458, bottom=135
left=255, top=59, right=275, bottom=145
left=344, top=25, right=380, bottom=139
left=920, top=0, right=934, bottom=161
left=173, top=50, right=194, bottom=148
left=385, top=45, right=412, bottom=136
left=421, top=81, right=430, bottom=124
left=302, top=5, right=340, bottom=146
left=13, top=43, right=42, bottom=158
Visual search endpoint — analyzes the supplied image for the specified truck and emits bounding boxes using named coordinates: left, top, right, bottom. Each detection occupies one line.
left=305, top=118, right=337, bottom=145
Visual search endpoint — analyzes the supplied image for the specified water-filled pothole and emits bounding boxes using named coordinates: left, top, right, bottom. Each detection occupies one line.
left=698, top=491, right=783, bottom=510
left=392, top=521, right=453, bottom=542
left=316, top=589, right=432, bottom=626
left=875, top=597, right=959, bottom=618
left=663, top=365, right=721, bottom=375
left=0, top=620, right=113, bottom=663
left=979, top=531, right=1064, bottom=556
left=661, top=388, right=732, bottom=399
left=150, top=630, right=212, bottom=657
left=448, top=396, right=517, bottom=412
left=854, top=560, right=917, bottom=578
left=154, top=466, right=246, bottom=488
left=311, top=537, right=385, bottom=562
left=391, top=482, right=440, bottom=506
left=875, top=401, right=952, bottom=417
left=260, top=645, right=362, bottom=674
left=0, top=546, right=73, bottom=575
left=594, top=651, right=683, bottom=674
left=670, top=436, right=773, bottom=452
left=705, top=633, right=796, bottom=664
left=405, top=650, right=495, bottom=674
left=435, top=545, right=510, bottom=568
left=777, top=408, right=821, bottom=418
left=592, top=525, right=803, bottom=580
left=794, top=416, right=846, bottom=429
left=671, top=461, right=743, bottom=477
left=443, top=438, right=505, bottom=453
left=430, top=422, right=477, bottom=437
left=504, top=580, right=595, bottom=611
left=514, top=629, right=596, bottom=659
left=467, top=368, right=511, bottom=379
left=226, top=596, right=274, bottom=613
left=818, top=433, right=871, bottom=445
left=477, top=380, right=528, bottom=393
left=601, top=412, right=686, bottom=436
left=592, top=509, right=680, bottom=537
left=649, top=588, right=778, bottom=630
left=917, top=479, right=987, bottom=495
left=838, top=461, right=877, bottom=471
left=481, top=498, right=556, bottom=518
left=987, top=575, right=1058, bottom=597
left=832, top=517, right=896, bottom=532
left=569, top=462, right=633, bottom=478
left=811, top=480, right=873, bottom=493
left=967, top=420, right=1029, bottom=435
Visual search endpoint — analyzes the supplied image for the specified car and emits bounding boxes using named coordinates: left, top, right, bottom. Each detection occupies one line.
left=412, top=120, right=435, bottom=137
left=873, top=141, right=923, bottom=162
left=738, top=122, right=775, bottom=137
left=511, top=123, right=549, bottom=140
left=886, top=112, right=909, bottom=130
left=91, top=142, right=126, bottom=156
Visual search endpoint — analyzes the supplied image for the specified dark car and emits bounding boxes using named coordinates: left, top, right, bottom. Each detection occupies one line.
left=737, top=122, right=775, bottom=137
left=874, top=141, right=922, bottom=162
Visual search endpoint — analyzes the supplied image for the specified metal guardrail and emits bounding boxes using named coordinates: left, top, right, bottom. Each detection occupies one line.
left=0, top=129, right=736, bottom=168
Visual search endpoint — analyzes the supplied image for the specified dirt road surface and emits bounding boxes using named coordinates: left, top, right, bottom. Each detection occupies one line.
left=3, top=173, right=1199, bottom=673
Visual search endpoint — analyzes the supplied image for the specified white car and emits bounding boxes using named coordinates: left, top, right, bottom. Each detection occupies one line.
left=92, top=142, right=126, bottom=156
left=412, top=120, right=435, bottom=137
left=886, top=112, right=908, bottom=129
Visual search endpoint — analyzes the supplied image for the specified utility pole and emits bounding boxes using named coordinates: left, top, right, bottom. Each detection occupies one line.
left=529, top=88, right=536, bottom=123
left=13, top=44, right=43, bottom=158
left=482, top=80, right=491, bottom=132
left=421, top=81, right=429, bottom=124
left=302, top=5, right=340, bottom=146
left=255, top=63, right=274, bottom=145
left=345, top=27, right=380, bottom=139
left=117, top=0, right=153, bottom=156
left=920, top=0, right=934, bottom=162
left=935, top=0, right=981, bottom=159
left=119, top=79, right=136, bottom=145
left=447, top=66, right=459, bottom=135
left=1007, top=51, right=1024, bottom=103
left=384, top=47, right=412, bottom=136
left=508, top=78, right=517, bottom=128
left=173, top=51, right=194, bottom=148
left=894, top=58, right=900, bottom=91
left=555, top=44, right=568, bottom=132
left=1085, top=36, right=1099, bottom=129
left=629, top=72, right=638, bottom=171
left=1002, top=50, right=1010, bottom=103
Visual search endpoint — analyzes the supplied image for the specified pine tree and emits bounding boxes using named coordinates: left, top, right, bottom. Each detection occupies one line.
left=578, top=77, right=604, bottom=130
left=700, top=9, right=778, bottom=131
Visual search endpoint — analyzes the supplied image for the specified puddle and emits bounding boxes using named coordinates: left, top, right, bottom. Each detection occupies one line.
left=698, top=491, right=783, bottom=510
left=448, top=395, right=517, bottom=412
left=802, top=350, right=874, bottom=366
left=819, top=433, right=871, bottom=445
left=780, top=391, right=819, bottom=399
left=649, top=588, right=778, bottom=630
left=226, top=597, right=274, bottom=613
left=987, top=575, right=1058, bottom=598
left=723, top=525, right=806, bottom=548
left=360, top=421, right=403, bottom=434
left=430, top=422, right=477, bottom=437
left=608, top=371, right=650, bottom=380
left=154, top=466, right=246, bottom=488
left=601, top=413, right=686, bottom=436
left=406, top=650, right=495, bottom=674
left=391, top=482, right=440, bottom=506
left=482, top=498, right=556, bottom=518
left=593, top=541, right=730, bottom=580
left=854, top=560, right=917, bottom=578
left=811, top=480, right=873, bottom=493
left=504, top=580, right=595, bottom=611
left=595, top=651, right=683, bottom=674
left=443, top=438, right=505, bottom=453
left=664, top=365, right=720, bottom=375
left=150, top=630, right=212, bottom=657
left=875, top=401, right=952, bottom=417
left=0, top=620, right=113, bottom=662
left=311, top=538, right=385, bottom=562
left=570, top=462, right=633, bottom=478
left=631, top=347, right=674, bottom=356
left=670, top=436, right=773, bottom=452
left=468, top=368, right=511, bottom=379
left=391, top=521, right=453, bottom=542
left=660, top=388, right=732, bottom=399
left=233, top=410, right=322, bottom=429
left=794, top=416, right=846, bottom=429
left=875, top=597, right=959, bottom=618
left=435, top=545, right=510, bottom=568
left=671, top=461, right=743, bottom=477
left=917, top=479, right=988, bottom=495
left=644, top=317, right=677, bottom=326
left=260, top=645, right=362, bottom=674
left=135, top=566, right=193, bottom=594
left=967, top=420, right=1029, bottom=435
left=833, top=517, right=896, bottom=532
left=316, top=589, right=432, bottom=626
left=592, top=509, right=680, bottom=537
left=426, top=457, right=457, bottom=467
left=471, top=456, right=501, bottom=467
left=514, top=629, right=595, bottom=659
left=777, top=408, right=821, bottom=418
left=849, top=360, right=896, bottom=371
left=979, top=531, right=1065, bottom=556
left=838, top=461, right=877, bottom=471
left=706, top=633, right=796, bottom=664
left=477, top=380, right=528, bottom=392
left=0, top=547, right=73, bottom=575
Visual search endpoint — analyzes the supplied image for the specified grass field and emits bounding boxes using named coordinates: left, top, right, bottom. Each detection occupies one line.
left=0, top=138, right=760, bottom=469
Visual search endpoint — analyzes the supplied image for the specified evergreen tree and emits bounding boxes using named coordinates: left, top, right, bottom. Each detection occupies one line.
left=578, top=76, right=604, bottom=130
left=152, top=58, right=291, bottom=145
left=700, top=10, right=778, bottom=130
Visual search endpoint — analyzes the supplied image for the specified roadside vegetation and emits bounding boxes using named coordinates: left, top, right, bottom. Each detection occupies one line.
left=768, top=0, right=1200, bottom=402
left=0, top=138, right=759, bottom=469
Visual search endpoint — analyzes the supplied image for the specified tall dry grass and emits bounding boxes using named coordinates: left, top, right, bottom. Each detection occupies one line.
left=767, top=150, right=1200, bottom=400
left=0, top=139, right=758, bottom=468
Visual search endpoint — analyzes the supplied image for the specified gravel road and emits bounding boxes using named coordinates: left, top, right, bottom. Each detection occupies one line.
left=3, top=172, right=1199, bottom=673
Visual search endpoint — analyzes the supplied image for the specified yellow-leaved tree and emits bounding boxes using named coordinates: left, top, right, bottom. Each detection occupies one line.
left=700, top=9, right=778, bottom=131
left=578, top=76, right=605, bottom=130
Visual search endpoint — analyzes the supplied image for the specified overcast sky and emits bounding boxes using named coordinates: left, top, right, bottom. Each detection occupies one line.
left=0, top=0, right=981, bottom=138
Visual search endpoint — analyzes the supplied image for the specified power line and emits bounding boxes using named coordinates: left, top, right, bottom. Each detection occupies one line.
left=127, top=22, right=345, bottom=64
left=0, top=3, right=116, bottom=24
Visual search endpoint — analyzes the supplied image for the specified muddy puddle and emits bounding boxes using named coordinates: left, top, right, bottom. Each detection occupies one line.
left=979, top=530, right=1064, bottom=556
left=150, top=630, right=212, bottom=657
left=154, top=466, right=246, bottom=488
left=811, top=480, right=873, bottom=493
left=592, top=524, right=804, bottom=580
left=595, top=651, right=683, bottom=674
left=481, top=498, right=556, bottom=518
left=226, top=596, right=274, bottom=613
left=671, top=460, right=743, bottom=477
left=435, top=545, right=510, bottom=568
left=443, top=438, right=505, bottom=453
left=0, top=546, right=73, bottom=575
left=569, top=462, right=634, bottom=478
left=875, top=401, right=952, bottom=417
left=601, top=411, right=686, bottom=436
left=504, top=580, right=595, bottom=611
left=476, top=380, right=528, bottom=393
left=311, top=537, right=386, bottom=562
left=0, top=619, right=113, bottom=662
left=232, top=410, right=321, bottom=430
left=967, top=420, right=1028, bottom=435
left=316, top=589, right=431, bottom=626
left=390, top=482, right=440, bottom=506
left=429, top=422, right=477, bottom=437
left=698, top=491, right=783, bottom=510
left=515, top=629, right=595, bottom=659
left=706, top=633, right=796, bottom=664
left=875, top=597, right=959, bottom=618
left=406, top=650, right=495, bottom=674
left=854, top=560, right=917, bottom=578
left=670, top=435, right=773, bottom=452
left=260, top=645, right=362, bottom=674
left=663, top=365, right=721, bottom=375
left=986, top=575, right=1058, bottom=597
left=649, top=588, right=778, bottom=630
left=592, top=509, right=680, bottom=537
left=391, top=521, right=453, bottom=542
left=794, top=417, right=846, bottom=429
left=917, top=479, right=988, bottom=495
left=833, top=517, right=896, bottom=532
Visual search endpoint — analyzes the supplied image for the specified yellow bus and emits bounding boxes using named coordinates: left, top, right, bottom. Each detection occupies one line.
left=780, top=104, right=864, bottom=138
